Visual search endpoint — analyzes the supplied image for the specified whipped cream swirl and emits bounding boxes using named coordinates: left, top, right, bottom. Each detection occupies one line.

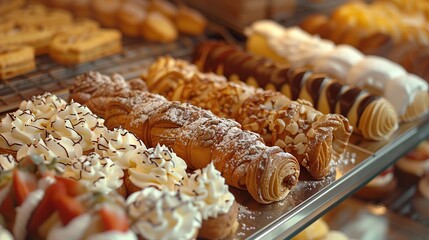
left=127, top=187, right=202, bottom=240
left=19, top=92, right=67, bottom=120
left=180, top=162, right=235, bottom=219
left=62, top=153, right=124, bottom=193
left=128, top=144, right=187, bottom=191
left=17, top=138, right=56, bottom=163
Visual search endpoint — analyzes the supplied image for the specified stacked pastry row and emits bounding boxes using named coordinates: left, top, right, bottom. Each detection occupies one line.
left=300, top=14, right=429, bottom=82
left=36, top=0, right=207, bottom=41
left=140, top=57, right=352, bottom=180
left=330, top=1, right=429, bottom=46
left=245, top=21, right=429, bottom=123
left=0, top=93, right=239, bottom=239
left=70, top=71, right=301, bottom=203
left=194, top=41, right=398, bottom=141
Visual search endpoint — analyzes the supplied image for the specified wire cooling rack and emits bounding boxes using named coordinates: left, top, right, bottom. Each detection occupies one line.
left=0, top=36, right=201, bottom=113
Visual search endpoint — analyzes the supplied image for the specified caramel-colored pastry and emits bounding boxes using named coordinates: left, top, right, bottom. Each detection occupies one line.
left=49, top=0, right=72, bottom=9
left=0, top=24, right=54, bottom=55
left=147, top=0, right=177, bottom=19
left=70, top=0, right=92, bottom=18
left=0, top=0, right=24, bottom=15
left=174, top=6, right=207, bottom=36
left=144, top=57, right=351, bottom=179
left=102, top=90, right=300, bottom=204
left=91, top=0, right=122, bottom=28
left=49, top=29, right=122, bottom=65
left=0, top=45, right=35, bottom=80
left=180, top=162, right=238, bottom=239
left=5, top=5, right=73, bottom=28
left=69, top=71, right=147, bottom=117
left=118, top=1, right=147, bottom=37
left=141, top=12, right=178, bottom=43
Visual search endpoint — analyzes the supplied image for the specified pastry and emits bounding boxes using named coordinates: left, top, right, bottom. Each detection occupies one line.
left=147, top=0, right=177, bottom=19
left=91, top=0, right=122, bottom=28
left=0, top=45, right=35, bottom=80
left=19, top=92, right=68, bottom=120
left=396, top=140, right=429, bottom=186
left=0, top=0, right=25, bottom=15
left=69, top=71, right=148, bottom=117
left=143, top=57, right=352, bottom=179
left=70, top=0, right=92, bottom=18
left=355, top=167, right=397, bottom=200
left=49, top=0, right=72, bottom=9
left=49, top=29, right=122, bottom=65
left=118, top=1, right=147, bottom=37
left=125, top=144, right=187, bottom=195
left=245, top=21, right=429, bottom=122
left=141, top=11, right=178, bottom=43
left=5, top=6, right=73, bottom=29
left=0, top=24, right=54, bottom=55
left=194, top=41, right=398, bottom=141
left=412, top=172, right=429, bottom=221
left=126, top=187, right=201, bottom=240
left=0, top=154, right=16, bottom=172
left=174, top=6, right=207, bottom=36
left=102, top=90, right=300, bottom=204
left=180, top=162, right=238, bottom=239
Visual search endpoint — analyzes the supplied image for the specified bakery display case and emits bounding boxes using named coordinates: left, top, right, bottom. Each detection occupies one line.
left=1, top=0, right=429, bottom=239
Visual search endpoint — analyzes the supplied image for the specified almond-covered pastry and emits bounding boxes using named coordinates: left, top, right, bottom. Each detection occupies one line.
left=126, top=187, right=202, bottom=240
left=143, top=57, right=351, bottom=179
left=0, top=110, right=47, bottom=155
left=95, top=127, right=146, bottom=170
left=69, top=71, right=147, bottom=117
left=103, top=90, right=299, bottom=204
left=125, top=144, right=187, bottom=194
left=49, top=101, right=105, bottom=152
left=180, top=162, right=238, bottom=239
left=0, top=154, right=16, bottom=172
left=19, top=92, right=67, bottom=120
left=194, top=41, right=399, bottom=141
left=61, top=153, right=126, bottom=196
left=141, top=12, right=178, bottom=43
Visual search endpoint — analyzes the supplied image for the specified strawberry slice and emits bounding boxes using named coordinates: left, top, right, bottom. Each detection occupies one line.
left=27, top=181, right=67, bottom=235
left=54, top=176, right=87, bottom=197
left=99, top=206, right=129, bottom=232
left=0, top=185, right=15, bottom=230
left=53, top=194, right=85, bottom=225
left=13, top=170, right=37, bottom=206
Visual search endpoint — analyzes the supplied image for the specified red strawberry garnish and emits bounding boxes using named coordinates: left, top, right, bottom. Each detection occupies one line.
left=53, top=194, right=85, bottom=225
left=0, top=186, right=15, bottom=230
left=54, top=176, right=87, bottom=197
left=27, top=181, right=67, bottom=234
left=99, top=206, right=129, bottom=232
left=13, top=170, right=37, bottom=206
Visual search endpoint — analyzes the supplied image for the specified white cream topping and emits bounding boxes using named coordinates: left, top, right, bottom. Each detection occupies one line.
left=19, top=92, right=67, bottom=120
left=180, top=162, right=235, bottom=219
left=313, top=45, right=364, bottom=80
left=418, top=176, right=429, bottom=199
left=0, top=110, right=47, bottom=151
left=396, top=157, right=429, bottom=176
left=367, top=171, right=394, bottom=187
left=44, top=134, right=83, bottom=159
left=49, top=101, right=105, bottom=152
left=95, top=127, right=146, bottom=169
left=127, top=187, right=202, bottom=240
left=88, top=230, right=137, bottom=240
left=0, top=225, right=13, bottom=240
left=17, top=138, right=56, bottom=163
left=47, top=213, right=91, bottom=240
left=128, top=144, right=187, bottom=191
left=0, top=154, right=16, bottom=172
left=62, top=153, right=124, bottom=193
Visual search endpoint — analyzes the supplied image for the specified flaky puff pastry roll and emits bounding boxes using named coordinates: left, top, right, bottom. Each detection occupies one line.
left=104, top=91, right=300, bottom=204
left=194, top=41, right=399, bottom=141
left=143, top=57, right=352, bottom=179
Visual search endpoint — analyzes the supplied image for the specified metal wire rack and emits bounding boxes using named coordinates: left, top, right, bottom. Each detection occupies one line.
left=0, top=35, right=202, bottom=114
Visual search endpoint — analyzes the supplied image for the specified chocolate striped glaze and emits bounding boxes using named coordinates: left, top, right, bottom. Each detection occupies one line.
left=194, top=41, right=380, bottom=124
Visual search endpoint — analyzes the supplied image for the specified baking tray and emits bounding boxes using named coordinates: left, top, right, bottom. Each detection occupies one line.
left=2, top=32, right=429, bottom=240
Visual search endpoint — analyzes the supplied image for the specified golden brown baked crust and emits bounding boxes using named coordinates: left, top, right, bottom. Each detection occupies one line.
left=141, top=12, right=177, bottom=42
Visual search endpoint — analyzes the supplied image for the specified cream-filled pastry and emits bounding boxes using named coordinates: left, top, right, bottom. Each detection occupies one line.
left=61, top=153, right=125, bottom=195
left=180, top=162, right=238, bottom=239
left=0, top=110, right=47, bottom=153
left=125, top=144, right=187, bottom=194
left=0, top=154, right=16, bottom=172
left=94, top=127, right=146, bottom=170
left=126, top=187, right=202, bottom=240
left=19, top=92, right=67, bottom=120
left=16, top=139, right=56, bottom=163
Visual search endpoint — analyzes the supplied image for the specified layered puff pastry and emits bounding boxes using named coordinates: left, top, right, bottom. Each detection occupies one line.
left=194, top=41, right=399, bottom=141
left=143, top=57, right=352, bottom=179
left=71, top=71, right=300, bottom=204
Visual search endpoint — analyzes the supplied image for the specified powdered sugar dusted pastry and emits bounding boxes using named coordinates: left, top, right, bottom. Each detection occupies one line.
left=0, top=110, right=47, bottom=154
left=95, top=127, right=146, bottom=170
left=126, top=187, right=202, bottom=240
left=125, top=144, right=187, bottom=194
left=19, top=92, right=67, bottom=120
left=61, top=153, right=125, bottom=196
left=180, top=162, right=238, bottom=239
left=0, top=154, right=16, bottom=172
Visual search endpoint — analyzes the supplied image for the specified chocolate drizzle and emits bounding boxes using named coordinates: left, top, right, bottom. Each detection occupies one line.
left=325, top=81, right=344, bottom=113
left=340, top=87, right=362, bottom=117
